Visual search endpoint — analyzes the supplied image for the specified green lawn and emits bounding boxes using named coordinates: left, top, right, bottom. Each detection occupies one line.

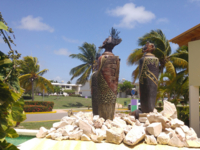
left=16, top=120, right=59, bottom=130
left=25, top=95, right=131, bottom=109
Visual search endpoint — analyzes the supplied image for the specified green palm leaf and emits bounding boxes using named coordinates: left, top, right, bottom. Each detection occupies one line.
left=127, top=48, right=143, bottom=65
left=170, top=57, right=188, bottom=69
left=69, top=42, right=97, bottom=84
left=0, top=21, right=8, bottom=31
left=132, top=66, right=139, bottom=83
left=165, top=61, right=176, bottom=77
left=76, top=66, right=92, bottom=85
left=70, top=64, right=89, bottom=80
left=0, top=59, right=12, bottom=66
left=36, top=76, right=54, bottom=92
left=37, top=69, right=49, bottom=76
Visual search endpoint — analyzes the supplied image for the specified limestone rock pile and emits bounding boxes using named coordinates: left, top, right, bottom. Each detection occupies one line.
left=36, top=101, right=200, bottom=148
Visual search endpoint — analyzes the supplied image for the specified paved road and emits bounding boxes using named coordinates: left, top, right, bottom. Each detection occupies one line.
left=24, top=112, right=68, bottom=122
left=24, top=109, right=129, bottom=122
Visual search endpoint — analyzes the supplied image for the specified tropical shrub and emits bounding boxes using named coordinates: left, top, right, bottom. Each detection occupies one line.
left=118, top=80, right=135, bottom=95
left=24, top=105, right=48, bottom=112
left=63, top=89, right=75, bottom=94
left=0, top=12, right=26, bottom=150
left=24, top=101, right=54, bottom=112
left=69, top=94, right=82, bottom=97
left=22, top=96, right=32, bottom=100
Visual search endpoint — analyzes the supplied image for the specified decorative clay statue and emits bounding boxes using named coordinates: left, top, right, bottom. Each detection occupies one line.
left=139, top=41, right=159, bottom=113
left=91, top=32, right=121, bottom=120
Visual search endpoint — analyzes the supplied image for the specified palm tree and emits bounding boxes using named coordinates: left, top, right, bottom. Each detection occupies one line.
left=157, top=46, right=189, bottom=104
left=127, top=29, right=188, bottom=83
left=18, top=56, right=53, bottom=101
left=69, top=42, right=101, bottom=85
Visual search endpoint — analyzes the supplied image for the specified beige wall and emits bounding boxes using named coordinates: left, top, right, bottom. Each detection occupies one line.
left=188, top=39, right=200, bottom=137
left=189, top=39, right=200, bottom=86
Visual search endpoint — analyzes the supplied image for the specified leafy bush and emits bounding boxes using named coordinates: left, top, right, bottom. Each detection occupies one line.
left=63, top=89, right=75, bottom=94
left=118, top=80, right=135, bottom=94
left=24, top=101, right=54, bottom=112
left=0, top=13, right=26, bottom=150
left=69, top=94, right=82, bottom=97
left=22, top=96, right=32, bottom=100
left=24, top=105, right=48, bottom=112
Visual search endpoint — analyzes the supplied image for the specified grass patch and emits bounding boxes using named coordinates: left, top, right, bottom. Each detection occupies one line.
left=25, top=96, right=132, bottom=109
left=16, top=120, right=59, bottom=130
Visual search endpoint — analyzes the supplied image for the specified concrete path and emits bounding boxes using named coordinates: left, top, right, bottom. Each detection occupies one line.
left=24, top=112, right=68, bottom=122
left=24, top=108, right=129, bottom=122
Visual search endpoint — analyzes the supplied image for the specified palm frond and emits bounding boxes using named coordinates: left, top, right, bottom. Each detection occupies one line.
left=36, top=76, right=54, bottom=92
left=132, top=66, right=139, bottom=83
left=0, top=58, right=12, bottom=66
left=19, top=74, right=31, bottom=82
left=127, top=48, right=143, bottom=65
left=76, top=66, right=92, bottom=85
left=170, top=57, right=188, bottom=69
left=165, top=61, right=176, bottom=77
left=78, top=42, right=96, bottom=61
left=37, top=69, right=49, bottom=76
left=69, top=53, right=90, bottom=63
left=70, top=64, right=89, bottom=80
left=138, top=30, right=166, bottom=50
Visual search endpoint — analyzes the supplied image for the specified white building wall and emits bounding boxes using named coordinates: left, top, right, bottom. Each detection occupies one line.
left=51, top=83, right=82, bottom=93
left=80, top=82, right=91, bottom=97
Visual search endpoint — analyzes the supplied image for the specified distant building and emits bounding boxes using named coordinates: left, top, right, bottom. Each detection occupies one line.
left=80, top=81, right=139, bottom=98
left=80, top=82, right=91, bottom=97
left=51, top=83, right=82, bottom=94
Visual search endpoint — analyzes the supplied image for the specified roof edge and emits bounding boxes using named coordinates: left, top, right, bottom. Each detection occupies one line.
left=169, top=23, right=200, bottom=42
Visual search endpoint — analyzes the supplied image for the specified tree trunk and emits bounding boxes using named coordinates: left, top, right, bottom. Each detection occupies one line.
left=91, top=63, right=93, bottom=73
left=91, top=72, right=98, bottom=115
left=32, top=80, right=34, bottom=101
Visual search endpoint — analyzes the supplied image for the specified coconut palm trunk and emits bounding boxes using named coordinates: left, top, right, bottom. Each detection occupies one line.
left=31, top=80, right=34, bottom=101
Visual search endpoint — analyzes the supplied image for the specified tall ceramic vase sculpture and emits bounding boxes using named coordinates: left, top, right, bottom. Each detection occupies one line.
left=91, top=56, right=99, bottom=116
left=92, top=36, right=121, bottom=120
left=139, top=42, right=159, bottom=113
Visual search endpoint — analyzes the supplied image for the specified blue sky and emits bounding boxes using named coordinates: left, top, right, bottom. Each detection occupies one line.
left=1, top=0, right=200, bottom=83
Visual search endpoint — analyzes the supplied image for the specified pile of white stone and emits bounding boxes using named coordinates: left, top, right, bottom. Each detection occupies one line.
left=36, top=101, right=200, bottom=148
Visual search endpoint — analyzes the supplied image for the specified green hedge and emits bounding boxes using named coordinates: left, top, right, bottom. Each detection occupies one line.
left=69, top=94, right=82, bottom=97
left=23, top=96, right=32, bottom=100
left=24, top=101, right=54, bottom=112
left=24, top=105, right=48, bottom=112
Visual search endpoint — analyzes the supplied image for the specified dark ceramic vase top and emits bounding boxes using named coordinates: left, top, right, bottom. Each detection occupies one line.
left=139, top=53, right=159, bottom=113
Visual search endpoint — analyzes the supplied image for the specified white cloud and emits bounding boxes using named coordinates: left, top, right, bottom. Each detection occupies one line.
left=62, top=36, right=79, bottom=44
left=156, top=18, right=169, bottom=24
left=54, top=76, right=61, bottom=81
left=170, top=43, right=179, bottom=52
left=17, top=15, right=54, bottom=32
left=107, top=3, right=155, bottom=28
left=54, top=48, right=71, bottom=56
